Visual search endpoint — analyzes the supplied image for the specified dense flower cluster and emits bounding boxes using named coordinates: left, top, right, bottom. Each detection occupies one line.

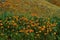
left=0, top=15, right=60, bottom=40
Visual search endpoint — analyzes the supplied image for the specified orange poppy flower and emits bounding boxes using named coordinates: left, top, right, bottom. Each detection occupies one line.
left=31, top=23, right=35, bottom=27
left=13, top=23, right=17, bottom=26
left=29, top=20, right=33, bottom=23
left=29, top=29, right=34, bottom=33
left=40, top=27, right=45, bottom=31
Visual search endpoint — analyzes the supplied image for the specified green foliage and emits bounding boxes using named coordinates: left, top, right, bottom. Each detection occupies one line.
left=0, top=14, right=60, bottom=40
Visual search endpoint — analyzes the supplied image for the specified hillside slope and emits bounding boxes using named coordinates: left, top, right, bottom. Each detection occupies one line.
left=0, top=0, right=60, bottom=17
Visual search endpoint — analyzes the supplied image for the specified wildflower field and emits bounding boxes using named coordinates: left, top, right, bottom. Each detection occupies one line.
left=0, top=14, right=60, bottom=40
left=0, top=0, right=60, bottom=40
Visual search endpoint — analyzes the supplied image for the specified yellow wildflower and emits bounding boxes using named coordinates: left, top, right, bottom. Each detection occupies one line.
left=54, top=32, right=57, bottom=35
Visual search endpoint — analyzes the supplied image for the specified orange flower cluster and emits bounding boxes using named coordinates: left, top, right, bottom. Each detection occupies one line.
left=19, top=29, right=34, bottom=35
left=0, top=15, right=58, bottom=40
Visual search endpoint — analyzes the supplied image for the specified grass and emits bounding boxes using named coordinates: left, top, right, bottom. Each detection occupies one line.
left=0, top=0, right=60, bottom=17
left=46, top=0, right=60, bottom=7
